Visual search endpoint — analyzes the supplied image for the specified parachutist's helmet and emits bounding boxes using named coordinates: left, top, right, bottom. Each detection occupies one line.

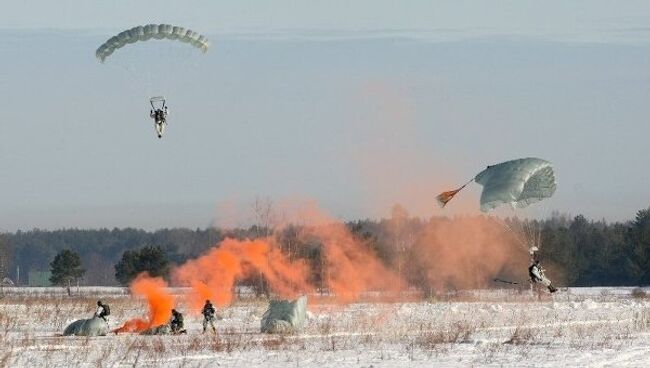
left=97, top=300, right=102, bottom=306
left=172, top=309, right=177, bottom=314
left=205, top=300, right=210, bottom=304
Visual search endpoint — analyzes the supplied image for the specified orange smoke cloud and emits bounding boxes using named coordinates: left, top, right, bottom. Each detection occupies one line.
left=277, top=201, right=404, bottom=302
left=113, top=273, right=174, bottom=333
left=173, top=237, right=313, bottom=308
left=411, top=215, right=526, bottom=291
left=172, top=201, right=403, bottom=307
left=301, top=221, right=403, bottom=302
left=113, top=199, right=527, bottom=331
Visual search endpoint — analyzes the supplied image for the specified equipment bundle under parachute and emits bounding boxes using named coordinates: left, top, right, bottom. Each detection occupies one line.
left=436, top=157, right=557, bottom=212
left=95, top=24, right=210, bottom=63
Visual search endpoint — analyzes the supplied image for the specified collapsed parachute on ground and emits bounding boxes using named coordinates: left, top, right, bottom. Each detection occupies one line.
left=437, top=157, right=557, bottom=212
left=260, top=296, right=308, bottom=334
left=63, top=317, right=109, bottom=337
left=96, top=24, right=209, bottom=62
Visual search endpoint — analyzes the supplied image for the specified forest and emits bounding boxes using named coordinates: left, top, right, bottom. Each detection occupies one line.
left=1, top=207, right=648, bottom=290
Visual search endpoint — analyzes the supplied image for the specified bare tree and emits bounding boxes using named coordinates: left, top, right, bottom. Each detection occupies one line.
left=251, top=196, right=277, bottom=238
left=250, top=196, right=278, bottom=297
left=388, top=204, right=415, bottom=292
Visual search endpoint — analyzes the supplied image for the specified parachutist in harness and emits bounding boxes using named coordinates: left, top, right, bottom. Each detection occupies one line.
left=95, top=300, right=110, bottom=322
left=149, top=97, right=168, bottom=139
left=528, top=259, right=557, bottom=293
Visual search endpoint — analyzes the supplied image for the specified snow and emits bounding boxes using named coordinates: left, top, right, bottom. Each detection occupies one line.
left=1, top=287, right=650, bottom=367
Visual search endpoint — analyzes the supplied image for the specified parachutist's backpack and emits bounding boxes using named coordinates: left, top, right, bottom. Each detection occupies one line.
left=103, top=304, right=111, bottom=316
left=528, top=265, right=542, bottom=282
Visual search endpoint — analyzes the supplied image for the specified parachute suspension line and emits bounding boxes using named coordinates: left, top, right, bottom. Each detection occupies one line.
left=535, top=203, right=553, bottom=253
left=492, top=216, right=529, bottom=252
left=522, top=219, right=535, bottom=249
left=96, top=24, right=210, bottom=111
left=459, top=178, right=474, bottom=189
left=435, top=178, right=474, bottom=208
left=520, top=207, right=549, bottom=255
left=527, top=220, right=539, bottom=254
left=150, top=96, right=166, bottom=110
left=435, top=157, right=556, bottom=253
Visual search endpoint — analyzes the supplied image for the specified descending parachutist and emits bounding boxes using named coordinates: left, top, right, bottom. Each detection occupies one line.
left=437, top=158, right=559, bottom=294
left=528, top=259, right=557, bottom=293
left=150, top=97, right=168, bottom=139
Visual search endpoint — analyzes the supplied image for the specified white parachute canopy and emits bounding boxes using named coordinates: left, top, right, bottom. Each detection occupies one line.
left=96, top=24, right=209, bottom=63
left=437, top=157, right=557, bottom=212
left=474, top=158, right=557, bottom=212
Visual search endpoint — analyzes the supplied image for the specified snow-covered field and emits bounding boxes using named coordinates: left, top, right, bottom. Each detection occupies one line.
left=1, top=287, right=649, bottom=367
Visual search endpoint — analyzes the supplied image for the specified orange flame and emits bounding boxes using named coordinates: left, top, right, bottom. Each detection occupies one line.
left=113, top=273, right=174, bottom=333
left=112, top=318, right=149, bottom=334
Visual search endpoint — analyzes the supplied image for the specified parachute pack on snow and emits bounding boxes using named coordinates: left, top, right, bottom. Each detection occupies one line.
left=95, top=24, right=209, bottom=63
left=260, top=296, right=308, bottom=334
left=437, top=157, right=557, bottom=212
left=63, top=317, right=109, bottom=337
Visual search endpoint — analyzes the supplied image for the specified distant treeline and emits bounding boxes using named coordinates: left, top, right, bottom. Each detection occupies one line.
left=0, top=207, right=648, bottom=288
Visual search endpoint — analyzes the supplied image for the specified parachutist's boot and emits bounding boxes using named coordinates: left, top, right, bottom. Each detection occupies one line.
left=548, top=285, right=557, bottom=293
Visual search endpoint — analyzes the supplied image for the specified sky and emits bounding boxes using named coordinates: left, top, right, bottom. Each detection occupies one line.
left=1, top=1, right=650, bottom=230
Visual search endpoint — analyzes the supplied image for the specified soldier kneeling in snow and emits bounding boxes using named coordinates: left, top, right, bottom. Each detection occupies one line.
left=170, top=309, right=185, bottom=334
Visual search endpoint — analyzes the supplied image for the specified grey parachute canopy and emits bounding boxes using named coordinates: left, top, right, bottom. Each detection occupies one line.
left=436, top=157, right=557, bottom=212
left=96, top=24, right=209, bottom=62
left=474, top=158, right=557, bottom=212
left=63, top=317, right=109, bottom=337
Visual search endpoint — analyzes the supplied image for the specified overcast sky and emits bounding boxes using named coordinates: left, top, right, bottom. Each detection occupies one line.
left=3, top=1, right=650, bottom=44
left=1, top=1, right=650, bottom=230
